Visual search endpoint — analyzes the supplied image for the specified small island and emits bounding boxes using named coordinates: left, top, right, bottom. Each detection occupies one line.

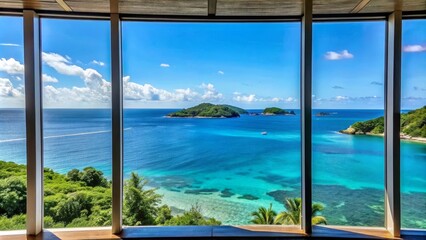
left=167, top=103, right=245, bottom=118
left=340, top=105, right=426, bottom=143
left=263, top=107, right=295, bottom=116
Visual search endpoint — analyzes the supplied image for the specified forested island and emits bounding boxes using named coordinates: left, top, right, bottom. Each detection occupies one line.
left=340, top=105, right=426, bottom=142
left=167, top=103, right=246, bottom=118
left=263, top=107, right=295, bottom=116
left=168, top=104, right=299, bottom=118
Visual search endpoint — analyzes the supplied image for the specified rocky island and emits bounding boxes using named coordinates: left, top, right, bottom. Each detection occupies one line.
left=263, top=107, right=295, bottom=116
left=167, top=103, right=246, bottom=118
left=340, top=105, right=426, bottom=143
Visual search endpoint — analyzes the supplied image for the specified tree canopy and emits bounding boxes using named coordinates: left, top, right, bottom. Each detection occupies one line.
left=263, top=107, right=295, bottom=115
left=167, top=103, right=242, bottom=118
left=0, top=161, right=221, bottom=230
left=341, top=105, right=426, bottom=138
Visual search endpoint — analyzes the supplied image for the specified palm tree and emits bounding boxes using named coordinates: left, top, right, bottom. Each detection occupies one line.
left=251, top=203, right=277, bottom=224
left=274, top=198, right=327, bottom=225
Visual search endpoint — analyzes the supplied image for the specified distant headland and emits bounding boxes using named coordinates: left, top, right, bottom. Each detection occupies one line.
left=340, top=105, right=426, bottom=143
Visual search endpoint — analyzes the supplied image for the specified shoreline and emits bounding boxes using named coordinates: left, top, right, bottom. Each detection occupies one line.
left=339, top=129, right=426, bottom=144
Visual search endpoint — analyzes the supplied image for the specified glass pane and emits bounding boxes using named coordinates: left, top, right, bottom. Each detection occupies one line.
left=41, top=19, right=112, bottom=228
left=0, top=16, right=26, bottom=231
left=122, top=22, right=301, bottom=226
left=312, top=21, right=386, bottom=226
left=401, top=19, right=426, bottom=230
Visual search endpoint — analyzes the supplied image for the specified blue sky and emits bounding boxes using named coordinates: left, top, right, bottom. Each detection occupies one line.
left=0, top=17, right=425, bottom=109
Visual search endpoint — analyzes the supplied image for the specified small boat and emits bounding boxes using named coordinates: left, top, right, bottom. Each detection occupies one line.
left=261, top=131, right=268, bottom=135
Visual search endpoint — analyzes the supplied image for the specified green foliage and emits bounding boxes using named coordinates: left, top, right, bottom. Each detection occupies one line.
left=401, top=106, right=426, bottom=138
left=168, top=103, right=241, bottom=118
left=123, top=172, right=162, bottom=226
left=0, top=161, right=112, bottom=230
left=54, top=192, right=93, bottom=224
left=0, top=214, right=26, bottom=230
left=0, top=161, right=220, bottom=230
left=0, top=161, right=26, bottom=179
left=250, top=198, right=326, bottom=226
left=0, top=176, right=26, bottom=217
left=274, top=198, right=327, bottom=225
left=347, top=105, right=426, bottom=138
left=66, top=167, right=109, bottom=187
left=351, top=116, right=384, bottom=134
left=155, top=205, right=173, bottom=225
left=220, top=104, right=248, bottom=114
left=67, top=169, right=81, bottom=181
left=263, top=107, right=295, bottom=115
left=251, top=203, right=277, bottom=224
left=164, top=204, right=221, bottom=226
left=80, top=167, right=109, bottom=187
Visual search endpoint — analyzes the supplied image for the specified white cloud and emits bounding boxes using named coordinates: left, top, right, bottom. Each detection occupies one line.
left=160, top=63, right=170, bottom=68
left=91, top=60, right=105, bottom=66
left=0, top=43, right=20, bottom=47
left=1, top=52, right=226, bottom=107
left=271, top=97, right=297, bottom=103
left=284, top=97, right=296, bottom=102
left=218, top=70, right=224, bottom=75
left=42, top=73, right=59, bottom=83
left=403, top=44, right=426, bottom=52
left=324, top=50, right=354, bottom=60
left=42, top=52, right=110, bottom=94
left=234, top=94, right=257, bottom=103
left=335, top=96, right=349, bottom=101
left=0, top=58, right=24, bottom=74
left=123, top=77, right=222, bottom=103
left=233, top=92, right=296, bottom=103
left=200, top=83, right=223, bottom=100
left=314, top=95, right=382, bottom=103
left=41, top=52, right=111, bottom=106
left=0, top=78, right=23, bottom=97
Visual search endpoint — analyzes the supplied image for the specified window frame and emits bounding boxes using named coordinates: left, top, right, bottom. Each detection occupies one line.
left=0, top=4, right=424, bottom=239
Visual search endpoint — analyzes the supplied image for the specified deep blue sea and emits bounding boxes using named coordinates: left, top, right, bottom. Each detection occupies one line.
left=0, top=109, right=425, bottom=228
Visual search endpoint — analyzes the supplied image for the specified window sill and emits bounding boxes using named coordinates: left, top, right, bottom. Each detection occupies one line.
left=2, top=225, right=424, bottom=239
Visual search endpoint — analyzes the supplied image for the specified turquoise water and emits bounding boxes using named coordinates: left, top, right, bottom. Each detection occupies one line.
left=0, top=109, right=424, bottom=228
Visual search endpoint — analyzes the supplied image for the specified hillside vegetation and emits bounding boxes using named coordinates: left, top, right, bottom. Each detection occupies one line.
left=0, top=161, right=220, bottom=230
left=340, top=106, right=426, bottom=138
left=167, top=103, right=243, bottom=118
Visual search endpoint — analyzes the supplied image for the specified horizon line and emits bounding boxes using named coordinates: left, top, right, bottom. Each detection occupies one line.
left=0, top=107, right=416, bottom=111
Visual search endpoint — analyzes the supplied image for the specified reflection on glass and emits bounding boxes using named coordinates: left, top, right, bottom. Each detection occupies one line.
left=41, top=19, right=112, bottom=228
left=401, top=19, right=426, bottom=230
left=0, top=16, right=26, bottom=231
left=312, top=21, right=386, bottom=226
left=122, top=22, right=301, bottom=226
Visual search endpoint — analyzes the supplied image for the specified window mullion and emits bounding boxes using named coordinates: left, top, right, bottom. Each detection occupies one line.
left=385, top=9, right=402, bottom=238
left=111, top=0, right=123, bottom=233
left=23, top=9, right=43, bottom=236
left=301, top=0, right=313, bottom=234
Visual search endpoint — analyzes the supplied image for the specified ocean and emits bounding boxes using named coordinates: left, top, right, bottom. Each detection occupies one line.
left=0, top=108, right=425, bottom=228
